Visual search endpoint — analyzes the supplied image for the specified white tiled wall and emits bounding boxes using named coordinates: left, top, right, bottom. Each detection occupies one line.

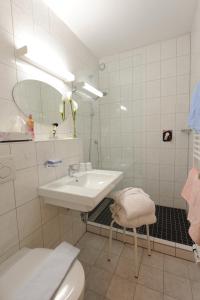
left=99, top=34, right=191, bottom=209
left=0, top=139, right=86, bottom=264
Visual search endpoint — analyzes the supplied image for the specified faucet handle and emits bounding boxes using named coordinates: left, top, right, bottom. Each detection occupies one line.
left=69, top=163, right=80, bottom=171
left=68, top=163, right=80, bottom=176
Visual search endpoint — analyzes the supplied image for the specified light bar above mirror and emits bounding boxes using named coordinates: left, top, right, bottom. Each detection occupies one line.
left=15, top=46, right=75, bottom=83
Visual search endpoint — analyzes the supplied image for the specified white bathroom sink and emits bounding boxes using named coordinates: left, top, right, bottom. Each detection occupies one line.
left=38, top=169, right=123, bottom=212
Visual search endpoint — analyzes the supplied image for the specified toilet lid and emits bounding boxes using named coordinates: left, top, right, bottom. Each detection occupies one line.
left=0, top=248, right=85, bottom=300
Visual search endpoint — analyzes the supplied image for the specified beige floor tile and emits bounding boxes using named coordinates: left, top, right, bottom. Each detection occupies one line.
left=85, top=289, right=105, bottom=300
left=134, top=284, right=163, bottom=300
left=87, top=225, right=101, bottom=235
left=79, top=246, right=101, bottom=265
left=106, top=275, right=136, bottom=300
left=164, top=255, right=189, bottom=278
left=138, top=264, right=163, bottom=292
left=101, top=228, right=117, bottom=239
left=154, top=243, right=175, bottom=256
left=80, top=261, right=91, bottom=278
left=103, top=239, right=124, bottom=256
left=175, top=248, right=194, bottom=262
left=77, top=232, right=107, bottom=250
left=115, top=256, right=138, bottom=281
left=121, top=244, right=143, bottom=261
left=117, top=232, right=134, bottom=244
left=191, top=280, right=200, bottom=300
left=95, top=251, right=119, bottom=273
left=163, top=296, right=176, bottom=300
left=142, top=250, right=164, bottom=270
left=164, top=272, right=193, bottom=300
left=187, top=261, right=200, bottom=282
left=87, top=266, right=113, bottom=296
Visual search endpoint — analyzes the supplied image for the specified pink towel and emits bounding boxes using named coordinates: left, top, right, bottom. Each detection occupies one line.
left=181, top=168, right=200, bottom=244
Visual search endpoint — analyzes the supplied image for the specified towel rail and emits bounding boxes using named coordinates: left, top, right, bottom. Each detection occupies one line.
left=193, top=132, right=200, bottom=263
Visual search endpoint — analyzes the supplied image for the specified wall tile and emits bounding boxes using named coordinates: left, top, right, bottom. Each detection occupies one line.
left=133, top=65, right=146, bottom=83
left=133, top=47, right=146, bottom=66
left=0, top=210, right=18, bottom=256
left=161, top=96, right=176, bottom=114
left=0, top=29, right=15, bottom=68
left=146, top=80, right=161, bottom=98
left=0, top=144, right=10, bottom=155
left=36, top=141, right=55, bottom=165
left=160, top=165, right=174, bottom=181
left=43, top=216, right=60, bottom=248
left=146, top=62, right=160, bottom=81
left=120, top=68, right=132, bottom=85
left=0, top=64, right=17, bottom=100
left=40, top=197, right=58, bottom=224
left=17, top=197, right=41, bottom=240
left=14, top=166, right=38, bottom=207
left=38, top=164, right=56, bottom=185
left=11, top=141, right=36, bottom=170
left=0, top=181, right=15, bottom=215
left=177, top=56, right=190, bottom=75
left=177, top=75, right=190, bottom=94
left=161, top=58, right=176, bottom=78
left=161, top=39, right=176, bottom=60
left=161, top=77, right=177, bottom=96
left=20, top=228, right=43, bottom=248
left=177, top=35, right=190, bottom=56
left=176, top=95, right=189, bottom=113
left=0, top=1, right=13, bottom=34
left=146, top=43, right=161, bottom=63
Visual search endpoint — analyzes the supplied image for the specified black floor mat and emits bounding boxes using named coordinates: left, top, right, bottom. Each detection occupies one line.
left=88, top=198, right=193, bottom=246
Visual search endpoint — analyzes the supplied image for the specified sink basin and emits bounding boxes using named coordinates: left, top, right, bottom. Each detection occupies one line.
left=38, top=169, right=123, bottom=212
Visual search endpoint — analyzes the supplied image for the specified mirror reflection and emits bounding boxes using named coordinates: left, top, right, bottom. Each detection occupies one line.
left=13, top=80, right=64, bottom=124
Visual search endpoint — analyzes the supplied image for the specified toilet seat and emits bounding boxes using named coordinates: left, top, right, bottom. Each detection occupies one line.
left=0, top=248, right=85, bottom=300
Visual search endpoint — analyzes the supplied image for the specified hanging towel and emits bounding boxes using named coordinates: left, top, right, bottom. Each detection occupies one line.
left=189, top=82, right=200, bottom=132
left=9, top=242, right=80, bottom=300
left=181, top=168, right=200, bottom=244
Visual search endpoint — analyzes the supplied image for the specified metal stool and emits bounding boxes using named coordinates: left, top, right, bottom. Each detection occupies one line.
left=108, top=220, right=151, bottom=278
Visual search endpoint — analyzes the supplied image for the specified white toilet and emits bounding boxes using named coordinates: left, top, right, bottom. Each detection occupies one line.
left=0, top=247, right=85, bottom=300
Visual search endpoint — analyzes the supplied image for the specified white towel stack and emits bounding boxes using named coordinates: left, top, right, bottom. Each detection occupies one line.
left=111, top=187, right=156, bottom=228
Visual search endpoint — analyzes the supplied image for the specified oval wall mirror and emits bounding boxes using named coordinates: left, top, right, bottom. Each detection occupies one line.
left=13, top=80, right=64, bottom=125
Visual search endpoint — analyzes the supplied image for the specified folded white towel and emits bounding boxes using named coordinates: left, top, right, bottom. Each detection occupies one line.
left=113, top=187, right=149, bottom=204
left=112, top=188, right=155, bottom=221
left=111, top=205, right=156, bottom=228
left=12, top=242, right=79, bottom=300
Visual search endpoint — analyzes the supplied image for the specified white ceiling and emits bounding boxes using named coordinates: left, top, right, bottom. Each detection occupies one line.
left=45, top=0, right=197, bottom=58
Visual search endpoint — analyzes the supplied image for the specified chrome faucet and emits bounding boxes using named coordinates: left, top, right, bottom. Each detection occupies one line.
left=68, top=163, right=80, bottom=177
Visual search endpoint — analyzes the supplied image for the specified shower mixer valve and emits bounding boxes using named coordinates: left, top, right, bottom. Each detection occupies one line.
left=163, top=130, right=173, bottom=142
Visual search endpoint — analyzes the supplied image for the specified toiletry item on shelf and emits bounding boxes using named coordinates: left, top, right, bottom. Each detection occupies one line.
left=51, top=123, right=59, bottom=138
left=12, top=116, right=27, bottom=133
left=26, top=114, right=35, bottom=139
